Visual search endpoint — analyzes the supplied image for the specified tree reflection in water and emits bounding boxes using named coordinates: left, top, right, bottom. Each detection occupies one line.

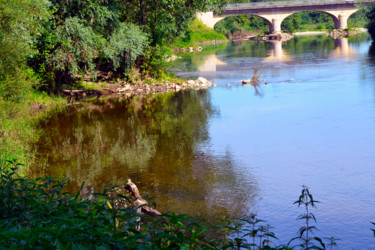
left=32, top=89, right=259, bottom=222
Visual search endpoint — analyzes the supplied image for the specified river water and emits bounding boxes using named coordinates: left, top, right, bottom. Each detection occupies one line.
left=33, top=34, right=375, bottom=249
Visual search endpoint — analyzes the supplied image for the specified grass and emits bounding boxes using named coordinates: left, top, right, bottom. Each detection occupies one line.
left=171, top=19, right=227, bottom=48
left=0, top=89, right=65, bottom=168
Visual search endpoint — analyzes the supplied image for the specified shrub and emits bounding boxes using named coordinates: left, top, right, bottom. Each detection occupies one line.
left=0, top=157, right=228, bottom=248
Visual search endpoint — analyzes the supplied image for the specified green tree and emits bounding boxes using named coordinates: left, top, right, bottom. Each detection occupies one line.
left=0, top=0, right=50, bottom=101
left=0, top=0, right=51, bottom=161
left=104, top=23, right=148, bottom=72
left=31, top=0, right=148, bottom=91
left=121, top=0, right=227, bottom=46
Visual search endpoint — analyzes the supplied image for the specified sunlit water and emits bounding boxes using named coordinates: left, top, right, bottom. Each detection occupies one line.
left=33, top=34, right=375, bottom=249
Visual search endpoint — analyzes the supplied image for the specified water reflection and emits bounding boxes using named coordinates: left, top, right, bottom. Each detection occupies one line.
left=330, top=38, right=355, bottom=58
left=263, top=41, right=292, bottom=62
left=170, top=36, right=357, bottom=77
left=32, top=90, right=259, bottom=221
left=198, top=54, right=227, bottom=72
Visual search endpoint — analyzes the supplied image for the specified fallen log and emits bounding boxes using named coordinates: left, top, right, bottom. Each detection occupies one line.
left=125, top=179, right=161, bottom=217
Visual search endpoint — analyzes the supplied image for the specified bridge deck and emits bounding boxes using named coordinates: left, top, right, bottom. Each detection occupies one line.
left=225, top=0, right=369, bottom=10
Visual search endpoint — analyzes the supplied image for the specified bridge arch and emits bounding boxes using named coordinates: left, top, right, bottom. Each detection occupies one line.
left=212, top=14, right=272, bottom=32
left=279, top=9, right=359, bottom=31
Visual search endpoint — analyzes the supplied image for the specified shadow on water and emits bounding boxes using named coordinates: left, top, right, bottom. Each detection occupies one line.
left=368, top=41, right=375, bottom=65
left=31, top=89, right=259, bottom=221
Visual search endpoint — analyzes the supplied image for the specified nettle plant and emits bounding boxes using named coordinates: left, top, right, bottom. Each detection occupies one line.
left=286, top=185, right=339, bottom=250
left=228, top=186, right=340, bottom=250
left=228, top=214, right=278, bottom=250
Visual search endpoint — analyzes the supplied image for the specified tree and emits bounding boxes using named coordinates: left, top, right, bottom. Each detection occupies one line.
left=120, top=0, right=227, bottom=46
left=0, top=0, right=50, bottom=101
left=30, top=0, right=148, bottom=91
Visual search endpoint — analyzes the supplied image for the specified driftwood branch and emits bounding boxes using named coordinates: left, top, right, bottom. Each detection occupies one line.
left=125, top=179, right=161, bottom=217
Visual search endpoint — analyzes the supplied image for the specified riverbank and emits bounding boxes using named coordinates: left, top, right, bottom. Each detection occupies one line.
left=293, top=31, right=327, bottom=36
left=294, top=28, right=368, bottom=37
left=62, top=77, right=214, bottom=101
left=0, top=91, right=65, bottom=166
left=1, top=74, right=215, bottom=166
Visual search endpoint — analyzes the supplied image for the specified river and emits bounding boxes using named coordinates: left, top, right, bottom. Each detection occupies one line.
left=33, top=34, right=375, bottom=249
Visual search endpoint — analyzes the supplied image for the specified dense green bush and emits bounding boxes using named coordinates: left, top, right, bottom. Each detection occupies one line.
left=0, top=0, right=49, bottom=100
left=0, top=0, right=53, bottom=162
left=104, top=23, right=148, bottom=72
left=30, top=0, right=149, bottom=91
left=0, top=157, right=230, bottom=248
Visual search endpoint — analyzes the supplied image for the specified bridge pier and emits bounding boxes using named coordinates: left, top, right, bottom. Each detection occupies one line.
left=257, top=13, right=290, bottom=34
left=333, top=13, right=350, bottom=29
left=270, top=19, right=281, bottom=34
left=335, top=15, right=347, bottom=29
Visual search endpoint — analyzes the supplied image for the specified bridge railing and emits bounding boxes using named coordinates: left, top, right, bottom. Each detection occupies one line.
left=225, top=0, right=365, bottom=9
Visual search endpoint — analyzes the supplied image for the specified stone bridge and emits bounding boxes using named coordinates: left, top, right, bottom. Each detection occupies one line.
left=197, top=0, right=374, bottom=33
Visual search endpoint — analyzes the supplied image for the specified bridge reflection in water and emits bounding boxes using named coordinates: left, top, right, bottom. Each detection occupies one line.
left=263, top=40, right=292, bottom=62
left=197, top=37, right=354, bottom=72
left=197, top=54, right=228, bottom=72
left=331, top=37, right=354, bottom=58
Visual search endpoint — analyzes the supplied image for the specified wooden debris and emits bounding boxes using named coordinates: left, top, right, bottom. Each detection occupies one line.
left=125, top=179, right=161, bottom=217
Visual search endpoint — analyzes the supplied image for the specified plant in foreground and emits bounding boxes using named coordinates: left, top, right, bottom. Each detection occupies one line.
left=286, top=185, right=338, bottom=250
left=224, top=214, right=278, bottom=249
left=0, top=156, right=361, bottom=249
left=0, top=157, right=223, bottom=248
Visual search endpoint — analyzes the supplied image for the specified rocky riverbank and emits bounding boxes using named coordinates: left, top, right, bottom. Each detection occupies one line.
left=249, top=32, right=293, bottom=41
left=62, top=77, right=214, bottom=101
left=329, top=28, right=365, bottom=38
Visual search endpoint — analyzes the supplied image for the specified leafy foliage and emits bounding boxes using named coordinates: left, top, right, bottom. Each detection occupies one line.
left=121, top=0, right=227, bottom=46
left=282, top=12, right=334, bottom=33
left=0, top=157, right=229, bottom=248
left=0, top=0, right=52, bottom=162
left=285, top=185, right=340, bottom=250
left=215, top=15, right=269, bottom=37
left=30, top=0, right=149, bottom=91
left=0, top=0, right=50, bottom=100
left=2, top=154, right=362, bottom=249
left=104, top=23, right=148, bottom=72
left=48, top=17, right=105, bottom=80
left=171, top=19, right=227, bottom=48
left=229, top=214, right=278, bottom=249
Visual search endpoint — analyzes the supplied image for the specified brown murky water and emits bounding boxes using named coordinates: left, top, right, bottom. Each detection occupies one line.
left=32, top=90, right=258, bottom=221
